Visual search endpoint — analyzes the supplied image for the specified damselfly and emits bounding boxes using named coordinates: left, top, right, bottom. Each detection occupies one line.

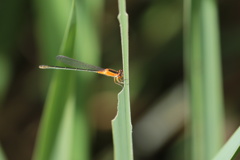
left=39, top=55, right=124, bottom=86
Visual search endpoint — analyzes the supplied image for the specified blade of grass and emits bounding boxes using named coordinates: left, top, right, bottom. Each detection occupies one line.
left=34, top=0, right=72, bottom=62
left=70, top=0, right=103, bottom=159
left=213, top=127, right=240, bottom=160
left=111, top=0, right=133, bottom=160
left=35, top=0, right=103, bottom=159
left=51, top=91, right=75, bottom=160
left=33, top=1, right=76, bottom=159
left=184, top=0, right=224, bottom=159
left=0, top=145, right=6, bottom=160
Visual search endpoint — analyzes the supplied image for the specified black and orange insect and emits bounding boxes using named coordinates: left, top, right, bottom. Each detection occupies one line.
left=39, top=55, right=124, bottom=86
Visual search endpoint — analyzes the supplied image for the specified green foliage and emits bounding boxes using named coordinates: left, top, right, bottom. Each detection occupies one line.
left=34, top=0, right=104, bottom=159
left=33, top=1, right=76, bottom=159
left=213, top=127, right=240, bottom=160
left=0, top=145, right=6, bottom=160
left=184, top=0, right=225, bottom=159
left=111, top=0, right=133, bottom=159
left=1, top=0, right=239, bottom=159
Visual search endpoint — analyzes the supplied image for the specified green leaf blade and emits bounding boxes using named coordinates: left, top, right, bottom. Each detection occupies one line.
left=33, top=1, right=76, bottom=159
left=213, top=127, right=240, bottom=160
left=112, top=89, right=133, bottom=160
left=111, top=0, right=133, bottom=159
left=184, top=0, right=225, bottom=159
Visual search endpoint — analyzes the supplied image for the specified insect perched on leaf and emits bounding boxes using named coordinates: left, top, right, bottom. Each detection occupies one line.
left=39, top=55, right=124, bottom=86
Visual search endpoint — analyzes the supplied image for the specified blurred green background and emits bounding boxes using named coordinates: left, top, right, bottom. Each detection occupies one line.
left=0, top=0, right=239, bottom=160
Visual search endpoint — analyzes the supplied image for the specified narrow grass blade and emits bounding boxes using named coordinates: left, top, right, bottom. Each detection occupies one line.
left=184, top=0, right=225, bottom=159
left=34, top=0, right=72, bottom=59
left=111, top=0, right=133, bottom=159
left=50, top=90, right=75, bottom=160
left=33, top=1, right=76, bottom=159
left=0, top=145, right=6, bottom=160
left=69, top=0, right=104, bottom=159
left=213, top=127, right=240, bottom=160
